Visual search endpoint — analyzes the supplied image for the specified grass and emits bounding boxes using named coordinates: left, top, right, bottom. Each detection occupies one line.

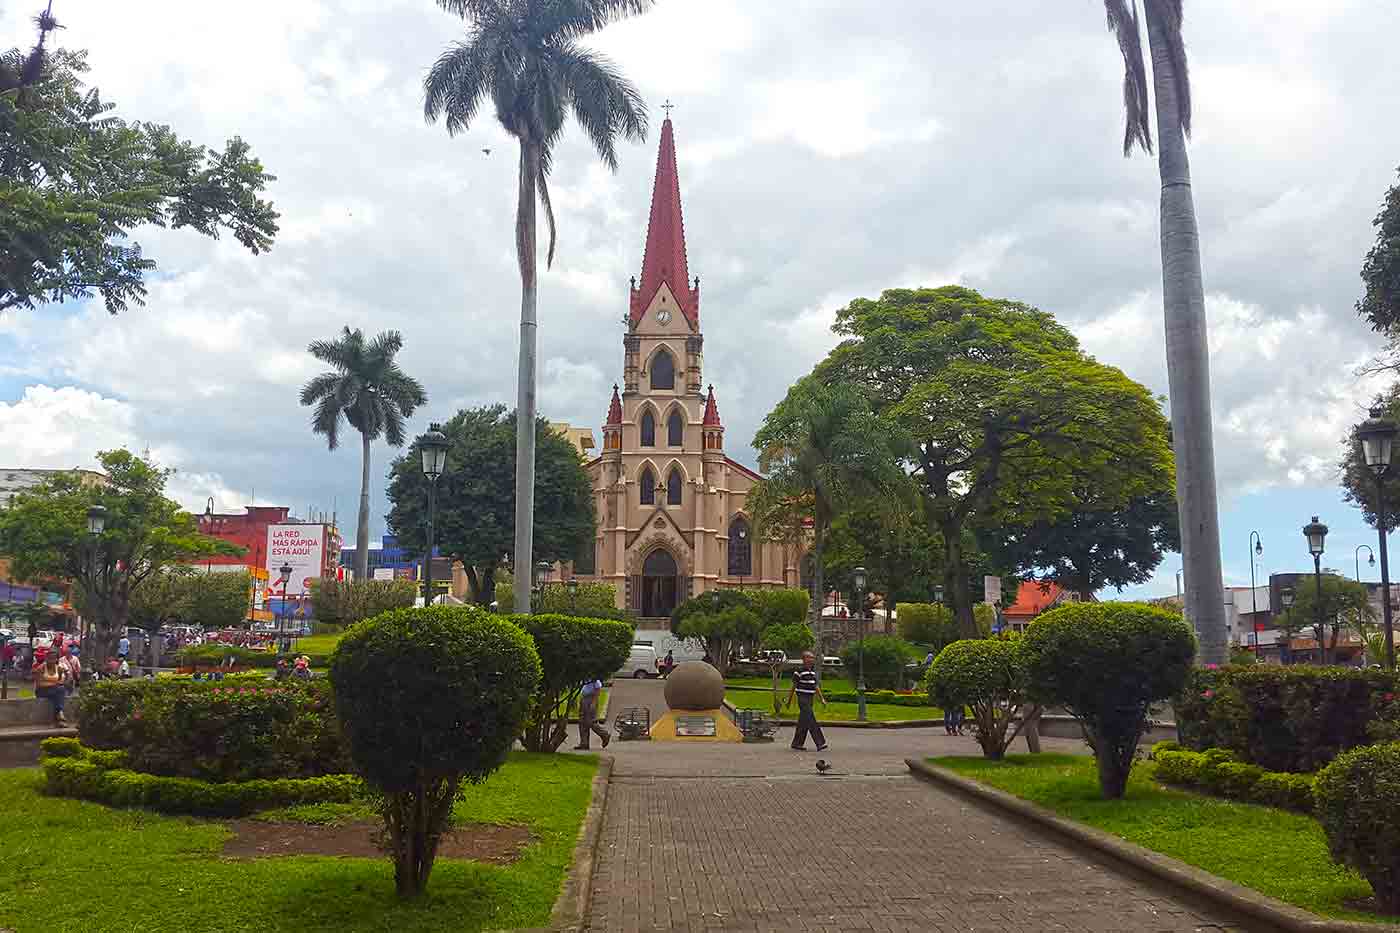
left=725, top=688, right=939, bottom=723
left=932, top=753, right=1391, bottom=925
left=0, top=751, right=599, bottom=932
left=292, top=632, right=345, bottom=657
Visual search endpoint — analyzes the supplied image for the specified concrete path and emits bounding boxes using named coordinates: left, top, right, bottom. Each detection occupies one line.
left=580, top=679, right=1255, bottom=932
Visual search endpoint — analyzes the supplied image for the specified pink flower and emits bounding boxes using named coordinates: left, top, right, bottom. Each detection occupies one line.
left=1202, top=690, right=1215, bottom=699
left=1205, top=663, right=1219, bottom=670
left=132, top=710, right=142, bottom=720
left=1386, top=693, right=1396, bottom=702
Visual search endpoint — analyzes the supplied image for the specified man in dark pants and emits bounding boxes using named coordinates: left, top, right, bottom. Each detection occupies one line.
left=785, top=651, right=829, bottom=751
left=574, top=677, right=611, bottom=750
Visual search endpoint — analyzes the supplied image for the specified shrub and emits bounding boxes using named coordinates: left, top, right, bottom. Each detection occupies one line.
left=172, top=644, right=267, bottom=668
left=670, top=589, right=753, bottom=633
left=1022, top=602, right=1195, bottom=799
left=495, top=579, right=622, bottom=618
left=330, top=603, right=540, bottom=898
left=1315, top=742, right=1400, bottom=911
left=839, top=635, right=920, bottom=691
left=509, top=613, right=633, bottom=752
left=76, top=676, right=349, bottom=781
left=897, top=603, right=957, bottom=650
left=672, top=606, right=762, bottom=677
left=1153, top=746, right=1317, bottom=813
left=925, top=639, right=1030, bottom=760
left=1177, top=665, right=1400, bottom=772
left=310, top=577, right=417, bottom=627
left=41, top=742, right=363, bottom=816
left=761, top=623, right=814, bottom=656
left=819, top=689, right=935, bottom=708
left=744, top=589, right=810, bottom=629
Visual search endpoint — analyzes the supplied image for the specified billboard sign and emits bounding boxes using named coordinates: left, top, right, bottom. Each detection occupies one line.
left=266, top=524, right=325, bottom=594
left=983, top=575, right=1002, bottom=607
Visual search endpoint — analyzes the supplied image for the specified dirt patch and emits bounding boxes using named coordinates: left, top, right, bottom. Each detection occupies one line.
left=223, top=819, right=533, bottom=864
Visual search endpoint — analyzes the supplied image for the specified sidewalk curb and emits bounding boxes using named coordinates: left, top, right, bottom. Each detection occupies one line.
left=904, top=758, right=1393, bottom=933
left=546, top=754, right=613, bottom=932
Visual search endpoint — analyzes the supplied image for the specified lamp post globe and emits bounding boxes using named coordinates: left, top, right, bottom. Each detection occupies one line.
left=1302, top=516, right=1328, bottom=664
left=86, top=505, right=106, bottom=537
left=278, top=562, right=293, bottom=652
left=853, top=565, right=867, bottom=722
left=567, top=576, right=579, bottom=614
left=1358, top=407, right=1398, bottom=669
left=417, top=424, right=449, bottom=607
left=533, top=560, right=551, bottom=613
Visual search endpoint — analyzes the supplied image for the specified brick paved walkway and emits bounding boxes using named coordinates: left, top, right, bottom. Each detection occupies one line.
left=583, top=680, right=1256, bottom=932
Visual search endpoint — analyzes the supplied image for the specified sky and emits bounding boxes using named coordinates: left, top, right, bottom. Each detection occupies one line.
left=0, top=0, right=1397, bottom=600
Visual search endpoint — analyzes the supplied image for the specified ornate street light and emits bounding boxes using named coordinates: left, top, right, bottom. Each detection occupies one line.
left=278, top=562, right=293, bottom=652
left=853, top=565, right=867, bottom=722
left=418, top=424, right=450, bottom=607
left=1303, top=516, right=1328, bottom=664
left=1358, top=407, right=1398, bottom=668
left=1248, top=532, right=1263, bottom=653
left=568, top=576, right=579, bottom=614
left=534, top=560, right=551, bottom=613
left=1356, top=544, right=1376, bottom=584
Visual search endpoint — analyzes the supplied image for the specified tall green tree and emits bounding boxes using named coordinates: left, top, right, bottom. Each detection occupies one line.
left=1340, top=388, right=1400, bottom=530
left=1103, top=0, right=1227, bottom=663
left=385, top=406, right=595, bottom=606
left=300, top=327, right=427, bottom=582
left=748, top=375, right=905, bottom=651
left=1, top=25, right=278, bottom=313
left=0, top=449, right=239, bottom=662
left=1356, top=166, right=1400, bottom=345
left=822, top=286, right=1172, bottom=638
left=986, top=489, right=1179, bottom=601
left=1276, top=573, right=1375, bottom=665
left=423, top=0, right=651, bottom=614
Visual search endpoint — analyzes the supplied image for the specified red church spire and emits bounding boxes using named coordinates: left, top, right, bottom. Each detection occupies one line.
left=606, top=384, right=623, bottom=425
left=630, top=116, right=699, bottom=326
left=702, top=384, right=722, bottom=426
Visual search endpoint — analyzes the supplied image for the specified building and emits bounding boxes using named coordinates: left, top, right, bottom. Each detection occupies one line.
left=1001, top=581, right=1080, bottom=631
left=340, top=534, right=420, bottom=581
left=576, top=117, right=798, bottom=619
left=195, top=506, right=341, bottom=622
left=549, top=423, right=596, bottom=458
left=0, top=467, right=107, bottom=506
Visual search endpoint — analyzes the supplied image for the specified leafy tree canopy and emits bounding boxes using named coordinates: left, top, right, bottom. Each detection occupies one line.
left=128, top=567, right=252, bottom=632
left=385, top=406, right=596, bottom=603
left=1357, top=165, right=1400, bottom=337
left=1277, top=573, right=1376, bottom=641
left=0, top=449, right=240, bottom=659
left=1, top=38, right=278, bottom=313
left=1340, top=386, right=1400, bottom=530
left=819, top=286, right=1172, bottom=635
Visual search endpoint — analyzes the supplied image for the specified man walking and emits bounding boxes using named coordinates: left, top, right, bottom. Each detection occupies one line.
left=117, top=633, right=130, bottom=662
left=574, top=677, right=611, bottom=750
left=785, top=651, right=829, bottom=752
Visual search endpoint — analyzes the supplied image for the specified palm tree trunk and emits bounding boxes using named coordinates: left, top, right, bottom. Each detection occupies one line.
left=356, top=430, right=372, bottom=581
left=513, top=140, right=541, bottom=614
left=1145, top=0, right=1227, bottom=665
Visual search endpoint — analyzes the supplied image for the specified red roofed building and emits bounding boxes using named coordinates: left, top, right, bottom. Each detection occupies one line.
left=1002, top=580, right=1083, bottom=631
left=577, top=115, right=801, bottom=619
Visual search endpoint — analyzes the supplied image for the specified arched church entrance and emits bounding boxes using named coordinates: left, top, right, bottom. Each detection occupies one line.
left=640, top=548, right=680, bottom=618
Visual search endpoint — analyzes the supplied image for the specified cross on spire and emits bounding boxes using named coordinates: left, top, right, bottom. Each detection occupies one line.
left=661, top=99, right=674, bottom=118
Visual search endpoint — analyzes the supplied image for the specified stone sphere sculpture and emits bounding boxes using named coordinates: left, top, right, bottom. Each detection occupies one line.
left=663, top=660, right=725, bottom=710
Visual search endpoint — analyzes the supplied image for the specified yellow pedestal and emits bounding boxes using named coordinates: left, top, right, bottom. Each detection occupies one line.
left=649, top=708, right=743, bottom=742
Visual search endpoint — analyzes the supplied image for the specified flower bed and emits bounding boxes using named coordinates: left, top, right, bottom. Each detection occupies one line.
left=40, top=737, right=363, bottom=817
left=1151, top=741, right=1317, bottom=813
left=77, top=676, right=350, bottom=781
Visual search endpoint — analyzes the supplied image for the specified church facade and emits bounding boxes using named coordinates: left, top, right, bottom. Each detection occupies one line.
left=578, top=117, right=801, bottom=618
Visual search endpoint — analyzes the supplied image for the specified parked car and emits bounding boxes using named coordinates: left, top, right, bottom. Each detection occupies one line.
left=617, top=644, right=658, bottom=679
left=821, top=656, right=843, bottom=668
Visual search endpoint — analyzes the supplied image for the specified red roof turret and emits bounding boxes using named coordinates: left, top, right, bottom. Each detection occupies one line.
left=606, top=384, right=623, bottom=426
left=630, top=117, right=699, bottom=327
left=702, top=385, right=722, bottom=427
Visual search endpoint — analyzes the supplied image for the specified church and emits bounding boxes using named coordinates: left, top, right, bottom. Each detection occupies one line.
left=577, top=116, right=802, bottom=619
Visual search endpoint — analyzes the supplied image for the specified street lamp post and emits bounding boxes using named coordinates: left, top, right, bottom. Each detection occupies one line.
left=568, top=577, right=579, bottom=615
left=1249, top=532, right=1263, bottom=652
left=277, top=562, right=292, bottom=654
left=418, top=425, right=449, bottom=608
left=1357, top=407, right=1398, bottom=669
left=534, top=560, right=551, bottom=614
left=854, top=566, right=867, bottom=722
left=1303, top=516, right=1329, bottom=664
left=86, top=505, right=106, bottom=653
left=1356, top=545, right=1376, bottom=585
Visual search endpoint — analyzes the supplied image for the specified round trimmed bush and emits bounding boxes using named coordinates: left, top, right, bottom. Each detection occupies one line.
left=1315, top=742, right=1400, bottom=912
left=330, top=604, right=541, bottom=897
left=840, top=635, right=920, bottom=691
left=925, top=638, right=1029, bottom=760
left=510, top=613, right=632, bottom=752
left=1022, top=601, right=1195, bottom=798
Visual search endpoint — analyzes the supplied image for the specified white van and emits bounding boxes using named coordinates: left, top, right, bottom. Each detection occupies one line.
left=617, top=643, right=658, bottom=679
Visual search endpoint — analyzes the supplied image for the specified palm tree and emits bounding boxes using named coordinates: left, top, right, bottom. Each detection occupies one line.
left=424, top=0, right=651, bottom=613
left=748, top=377, right=904, bottom=654
left=1104, top=0, right=1227, bottom=664
left=300, top=327, right=427, bottom=582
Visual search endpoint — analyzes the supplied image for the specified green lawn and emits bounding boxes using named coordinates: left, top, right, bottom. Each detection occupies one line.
left=932, top=753, right=1390, bottom=924
left=726, top=688, right=939, bottom=723
left=0, top=751, right=599, bottom=932
left=292, top=632, right=345, bottom=656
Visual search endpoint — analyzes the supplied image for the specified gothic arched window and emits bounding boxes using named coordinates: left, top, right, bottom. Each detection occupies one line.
left=640, top=410, right=655, bottom=447
left=728, top=517, right=752, bottom=576
left=640, top=467, right=656, bottom=505
left=666, top=468, right=682, bottom=505
left=650, top=349, right=675, bottom=390
left=667, top=409, right=683, bottom=446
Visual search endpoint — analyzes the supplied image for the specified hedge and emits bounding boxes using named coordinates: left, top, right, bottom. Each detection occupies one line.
left=76, top=676, right=350, bottom=781
left=40, top=740, right=363, bottom=817
left=1151, top=741, right=1316, bottom=813
left=1176, top=665, right=1400, bottom=773
left=838, top=636, right=920, bottom=691
left=743, top=589, right=810, bottom=629
left=495, top=579, right=624, bottom=618
left=172, top=644, right=332, bottom=669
